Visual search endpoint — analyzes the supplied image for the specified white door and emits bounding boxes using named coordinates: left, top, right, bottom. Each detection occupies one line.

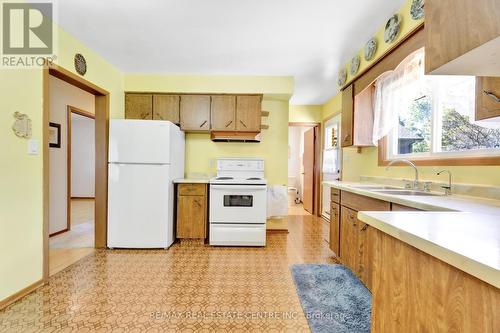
left=210, top=185, right=267, bottom=224
left=107, top=163, right=171, bottom=248
left=109, top=120, right=172, bottom=164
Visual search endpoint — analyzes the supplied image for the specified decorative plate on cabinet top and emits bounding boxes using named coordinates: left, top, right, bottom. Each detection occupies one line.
left=384, top=14, right=401, bottom=44
left=350, top=55, right=360, bottom=76
left=337, top=68, right=347, bottom=87
left=364, top=38, right=377, bottom=61
left=410, top=0, right=425, bottom=20
left=74, top=53, right=87, bottom=76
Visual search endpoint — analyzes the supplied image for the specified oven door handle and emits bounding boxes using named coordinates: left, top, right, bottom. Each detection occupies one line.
left=210, top=185, right=267, bottom=191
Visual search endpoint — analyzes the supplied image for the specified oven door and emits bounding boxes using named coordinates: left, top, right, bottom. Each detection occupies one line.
left=210, top=184, right=267, bottom=224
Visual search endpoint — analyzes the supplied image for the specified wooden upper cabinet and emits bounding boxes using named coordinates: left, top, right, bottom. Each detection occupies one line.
left=425, top=0, right=500, bottom=75
left=153, top=95, right=180, bottom=123
left=341, top=85, right=354, bottom=147
left=476, top=77, right=500, bottom=121
left=180, top=95, right=211, bottom=131
left=236, top=95, right=262, bottom=131
left=211, top=95, right=236, bottom=131
left=125, top=94, right=153, bottom=120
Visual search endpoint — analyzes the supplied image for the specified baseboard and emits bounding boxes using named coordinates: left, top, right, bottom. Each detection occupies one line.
left=49, top=228, right=69, bottom=237
left=71, top=196, right=95, bottom=200
left=0, top=279, right=44, bottom=311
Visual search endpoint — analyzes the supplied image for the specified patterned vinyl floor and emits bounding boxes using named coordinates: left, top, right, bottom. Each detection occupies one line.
left=0, top=213, right=338, bottom=332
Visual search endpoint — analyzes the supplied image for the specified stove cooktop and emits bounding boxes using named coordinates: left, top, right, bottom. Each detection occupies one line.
left=210, top=176, right=267, bottom=185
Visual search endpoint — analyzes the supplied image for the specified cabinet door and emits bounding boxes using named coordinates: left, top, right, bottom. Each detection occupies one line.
left=341, top=85, right=354, bottom=147
left=357, top=221, right=372, bottom=290
left=425, top=0, right=500, bottom=75
left=177, top=195, right=206, bottom=238
left=211, top=95, right=236, bottom=131
left=476, top=77, right=500, bottom=121
left=340, top=207, right=358, bottom=270
left=329, top=203, right=340, bottom=256
left=236, top=95, right=262, bottom=131
left=153, top=95, right=180, bottom=123
left=125, top=94, right=153, bottom=120
left=180, top=95, right=211, bottom=131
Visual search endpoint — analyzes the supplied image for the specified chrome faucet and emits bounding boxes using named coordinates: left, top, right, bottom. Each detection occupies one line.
left=437, top=169, right=452, bottom=195
left=385, top=159, right=419, bottom=189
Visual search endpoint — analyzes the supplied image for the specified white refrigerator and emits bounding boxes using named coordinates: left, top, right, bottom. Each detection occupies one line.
left=107, top=120, right=184, bottom=248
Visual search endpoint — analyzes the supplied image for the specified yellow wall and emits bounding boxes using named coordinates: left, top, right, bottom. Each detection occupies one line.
left=0, top=24, right=123, bottom=300
left=340, top=0, right=424, bottom=87
left=322, top=93, right=342, bottom=120
left=326, top=0, right=500, bottom=187
left=289, top=105, right=322, bottom=123
left=185, top=99, right=289, bottom=185
left=125, top=75, right=294, bottom=185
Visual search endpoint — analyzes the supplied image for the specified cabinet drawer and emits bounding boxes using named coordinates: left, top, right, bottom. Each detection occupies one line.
left=330, top=188, right=340, bottom=203
left=178, top=183, right=206, bottom=196
left=341, top=191, right=390, bottom=212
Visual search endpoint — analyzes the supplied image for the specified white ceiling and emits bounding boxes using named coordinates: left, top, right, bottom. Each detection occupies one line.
left=56, top=0, right=405, bottom=104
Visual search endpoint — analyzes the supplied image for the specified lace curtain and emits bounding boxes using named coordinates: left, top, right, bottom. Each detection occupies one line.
left=372, top=47, right=483, bottom=145
left=372, top=48, right=425, bottom=145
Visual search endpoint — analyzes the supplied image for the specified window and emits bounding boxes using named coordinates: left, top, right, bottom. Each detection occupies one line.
left=323, top=115, right=341, bottom=175
left=375, top=48, right=500, bottom=161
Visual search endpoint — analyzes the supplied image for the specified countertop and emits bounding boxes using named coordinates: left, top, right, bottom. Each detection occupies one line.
left=323, top=180, right=500, bottom=214
left=323, top=180, right=500, bottom=287
left=173, top=178, right=210, bottom=184
left=357, top=211, right=500, bottom=288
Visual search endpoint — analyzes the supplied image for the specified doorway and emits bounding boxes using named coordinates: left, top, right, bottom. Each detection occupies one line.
left=288, top=122, right=321, bottom=216
left=48, top=102, right=96, bottom=275
left=43, top=64, right=109, bottom=281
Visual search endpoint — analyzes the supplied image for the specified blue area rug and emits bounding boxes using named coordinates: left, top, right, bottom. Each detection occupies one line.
left=290, top=264, right=371, bottom=333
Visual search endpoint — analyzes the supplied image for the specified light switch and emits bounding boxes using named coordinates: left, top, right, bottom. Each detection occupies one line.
left=28, top=139, right=39, bottom=155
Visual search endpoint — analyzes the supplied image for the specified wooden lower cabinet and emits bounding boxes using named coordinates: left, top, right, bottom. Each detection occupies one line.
left=370, top=227, right=500, bottom=331
left=176, top=184, right=207, bottom=239
left=340, top=207, right=358, bottom=272
left=340, top=206, right=373, bottom=289
left=329, top=203, right=340, bottom=255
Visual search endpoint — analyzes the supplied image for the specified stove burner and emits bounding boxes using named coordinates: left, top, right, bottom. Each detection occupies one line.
left=216, top=177, right=233, bottom=180
left=246, top=177, right=262, bottom=180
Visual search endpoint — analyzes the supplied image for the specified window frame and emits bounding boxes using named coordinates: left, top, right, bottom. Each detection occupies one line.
left=381, top=76, right=500, bottom=165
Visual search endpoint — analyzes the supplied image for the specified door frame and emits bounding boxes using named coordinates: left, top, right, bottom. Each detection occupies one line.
left=65, top=106, right=96, bottom=234
left=288, top=122, right=321, bottom=216
left=43, top=63, right=109, bottom=282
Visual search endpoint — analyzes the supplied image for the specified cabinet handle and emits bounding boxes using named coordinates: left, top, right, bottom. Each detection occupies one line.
left=199, top=120, right=207, bottom=128
left=240, top=120, right=247, bottom=128
left=484, top=90, right=500, bottom=103
left=141, top=112, right=148, bottom=119
left=225, top=120, right=233, bottom=127
left=155, top=112, right=164, bottom=120
left=194, top=200, right=202, bottom=208
left=361, top=224, right=369, bottom=231
left=343, top=134, right=351, bottom=142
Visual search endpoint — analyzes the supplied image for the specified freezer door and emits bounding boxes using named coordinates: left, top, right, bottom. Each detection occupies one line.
left=109, top=119, right=172, bottom=164
left=107, top=163, right=173, bottom=248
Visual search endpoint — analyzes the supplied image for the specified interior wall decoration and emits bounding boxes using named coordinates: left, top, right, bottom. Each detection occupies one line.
left=410, top=0, right=425, bottom=20
left=384, top=14, right=401, bottom=44
left=49, top=122, right=61, bottom=148
left=364, top=38, right=377, bottom=61
left=337, top=68, right=347, bottom=87
left=12, top=112, right=32, bottom=139
left=350, top=55, right=361, bottom=76
left=74, top=53, right=87, bottom=75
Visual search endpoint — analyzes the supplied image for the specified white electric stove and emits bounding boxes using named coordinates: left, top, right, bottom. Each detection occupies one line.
left=209, top=158, right=267, bottom=246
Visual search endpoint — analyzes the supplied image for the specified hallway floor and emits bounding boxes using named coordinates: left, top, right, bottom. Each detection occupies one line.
left=1, top=214, right=336, bottom=332
left=49, top=199, right=95, bottom=276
